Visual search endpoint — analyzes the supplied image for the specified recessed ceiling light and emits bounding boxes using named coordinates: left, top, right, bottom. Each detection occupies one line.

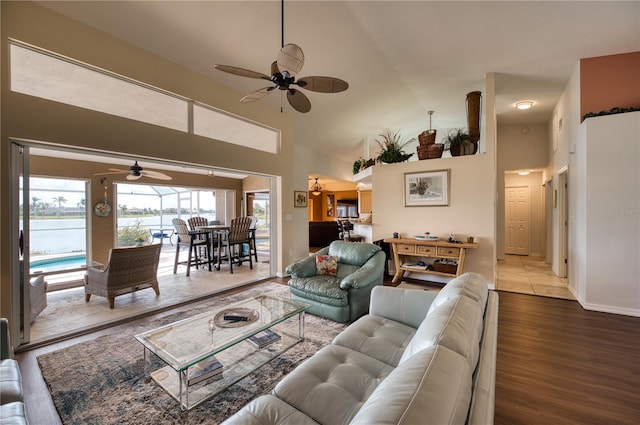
left=518, top=170, right=530, bottom=176
left=516, top=101, right=534, bottom=110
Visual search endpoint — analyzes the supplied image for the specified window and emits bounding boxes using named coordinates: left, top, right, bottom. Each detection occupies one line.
left=21, top=177, right=88, bottom=256
left=10, top=43, right=188, bottom=132
left=9, top=40, right=280, bottom=153
left=194, top=104, right=279, bottom=154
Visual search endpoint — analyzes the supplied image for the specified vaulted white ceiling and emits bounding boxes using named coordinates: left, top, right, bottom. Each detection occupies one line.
left=37, top=1, right=639, bottom=162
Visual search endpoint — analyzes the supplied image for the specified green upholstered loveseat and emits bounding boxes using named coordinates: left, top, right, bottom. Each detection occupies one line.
left=286, top=241, right=385, bottom=322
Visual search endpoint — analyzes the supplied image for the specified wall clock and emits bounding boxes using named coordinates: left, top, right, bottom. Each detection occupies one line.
left=94, top=178, right=112, bottom=217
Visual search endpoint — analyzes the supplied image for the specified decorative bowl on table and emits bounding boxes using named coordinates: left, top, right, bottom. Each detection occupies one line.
left=426, top=235, right=439, bottom=241
left=414, top=235, right=427, bottom=240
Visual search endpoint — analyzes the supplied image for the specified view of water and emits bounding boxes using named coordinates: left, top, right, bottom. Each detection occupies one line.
left=27, top=214, right=267, bottom=255
left=27, top=215, right=210, bottom=255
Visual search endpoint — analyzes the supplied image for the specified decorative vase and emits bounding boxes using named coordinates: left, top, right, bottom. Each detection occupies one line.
left=466, top=91, right=482, bottom=144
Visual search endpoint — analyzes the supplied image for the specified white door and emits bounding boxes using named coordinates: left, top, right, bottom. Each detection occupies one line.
left=505, top=186, right=530, bottom=255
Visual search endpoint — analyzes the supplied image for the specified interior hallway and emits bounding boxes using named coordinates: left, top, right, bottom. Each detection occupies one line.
left=496, top=255, right=573, bottom=300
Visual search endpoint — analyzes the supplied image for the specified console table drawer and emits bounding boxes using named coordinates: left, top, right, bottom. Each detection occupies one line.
left=416, top=245, right=436, bottom=255
left=437, top=247, right=461, bottom=257
left=397, top=244, right=416, bottom=254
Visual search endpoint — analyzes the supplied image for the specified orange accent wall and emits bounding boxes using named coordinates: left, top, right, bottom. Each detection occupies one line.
left=580, top=52, right=640, bottom=121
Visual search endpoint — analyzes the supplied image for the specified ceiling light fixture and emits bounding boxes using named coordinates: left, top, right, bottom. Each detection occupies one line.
left=516, top=101, right=534, bottom=110
left=518, top=170, right=530, bottom=176
left=311, top=178, right=322, bottom=196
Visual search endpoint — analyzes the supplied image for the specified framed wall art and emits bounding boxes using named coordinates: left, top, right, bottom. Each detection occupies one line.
left=294, top=191, right=308, bottom=207
left=404, top=169, right=450, bottom=207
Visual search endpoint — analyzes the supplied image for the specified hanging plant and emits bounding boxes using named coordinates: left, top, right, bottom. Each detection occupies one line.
left=375, top=129, right=415, bottom=164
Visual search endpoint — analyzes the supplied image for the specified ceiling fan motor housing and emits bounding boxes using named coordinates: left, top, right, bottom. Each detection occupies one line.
left=129, top=161, right=143, bottom=176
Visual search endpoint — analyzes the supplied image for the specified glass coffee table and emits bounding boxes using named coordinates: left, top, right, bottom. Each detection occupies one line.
left=134, top=293, right=310, bottom=410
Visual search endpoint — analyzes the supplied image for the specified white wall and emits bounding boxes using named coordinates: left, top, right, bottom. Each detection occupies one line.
left=371, top=153, right=496, bottom=284
left=548, top=63, right=581, bottom=280
left=551, top=62, right=640, bottom=317
left=581, top=112, right=640, bottom=316
left=368, top=74, right=497, bottom=285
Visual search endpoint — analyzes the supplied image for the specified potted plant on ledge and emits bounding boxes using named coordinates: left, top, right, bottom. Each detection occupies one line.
left=375, top=129, right=414, bottom=164
left=443, top=128, right=475, bottom=156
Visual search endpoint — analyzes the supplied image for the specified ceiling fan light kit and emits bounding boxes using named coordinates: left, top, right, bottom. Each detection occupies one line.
left=213, top=0, right=348, bottom=113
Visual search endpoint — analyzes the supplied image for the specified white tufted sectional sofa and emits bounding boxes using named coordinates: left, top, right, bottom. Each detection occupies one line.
left=222, top=272, right=498, bottom=425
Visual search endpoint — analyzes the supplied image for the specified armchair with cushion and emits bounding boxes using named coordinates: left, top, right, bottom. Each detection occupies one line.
left=286, top=240, right=385, bottom=322
left=29, top=274, right=48, bottom=322
left=84, top=244, right=161, bottom=309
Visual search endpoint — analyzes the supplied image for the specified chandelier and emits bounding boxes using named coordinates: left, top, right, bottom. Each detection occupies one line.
left=311, top=178, right=322, bottom=196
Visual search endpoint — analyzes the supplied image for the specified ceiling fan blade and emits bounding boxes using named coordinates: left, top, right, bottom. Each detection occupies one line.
left=287, top=89, right=311, bottom=113
left=142, top=169, right=173, bottom=181
left=277, top=43, right=304, bottom=77
left=126, top=174, right=142, bottom=181
left=213, top=65, right=271, bottom=80
left=94, top=170, right=127, bottom=176
left=241, top=87, right=276, bottom=103
left=296, top=76, right=349, bottom=93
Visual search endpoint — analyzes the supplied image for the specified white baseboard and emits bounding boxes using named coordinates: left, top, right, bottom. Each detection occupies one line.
left=573, top=288, right=640, bottom=317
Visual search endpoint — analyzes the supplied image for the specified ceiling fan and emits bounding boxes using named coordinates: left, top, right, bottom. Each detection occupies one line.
left=95, top=161, right=172, bottom=181
left=213, top=0, right=348, bottom=113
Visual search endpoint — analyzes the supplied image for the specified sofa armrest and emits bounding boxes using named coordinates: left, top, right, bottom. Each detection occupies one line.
left=369, top=286, right=438, bottom=328
left=1, top=318, right=12, bottom=360
left=286, top=247, right=329, bottom=278
left=340, top=251, right=385, bottom=290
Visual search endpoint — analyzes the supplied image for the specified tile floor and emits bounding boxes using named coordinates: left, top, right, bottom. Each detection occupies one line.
left=26, top=246, right=273, bottom=347
left=496, top=255, right=574, bottom=300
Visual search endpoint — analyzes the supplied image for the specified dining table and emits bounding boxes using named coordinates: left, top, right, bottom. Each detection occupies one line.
left=196, top=225, right=230, bottom=266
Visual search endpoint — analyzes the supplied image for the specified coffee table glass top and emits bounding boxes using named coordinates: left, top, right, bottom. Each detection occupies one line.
left=134, top=294, right=309, bottom=371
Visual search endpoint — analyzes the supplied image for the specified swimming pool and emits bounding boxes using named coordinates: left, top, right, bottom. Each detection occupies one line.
left=30, top=254, right=87, bottom=273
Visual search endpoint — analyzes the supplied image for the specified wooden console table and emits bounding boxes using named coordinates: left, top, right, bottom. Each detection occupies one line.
left=383, top=238, right=478, bottom=284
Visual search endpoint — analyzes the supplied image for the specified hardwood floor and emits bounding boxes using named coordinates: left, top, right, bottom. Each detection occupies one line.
left=15, top=279, right=640, bottom=424
left=495, top=291, right=640, bottom=425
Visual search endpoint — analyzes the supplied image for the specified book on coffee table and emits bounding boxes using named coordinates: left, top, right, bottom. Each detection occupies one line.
left=223, top=309, right=252, bottom=321
left=187, top=356, right=223, bottom=386
left=248, top=329, right=281, bottom=349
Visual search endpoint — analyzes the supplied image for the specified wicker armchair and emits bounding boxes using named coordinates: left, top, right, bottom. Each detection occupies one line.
left=84, top=244, right=161, bottom=309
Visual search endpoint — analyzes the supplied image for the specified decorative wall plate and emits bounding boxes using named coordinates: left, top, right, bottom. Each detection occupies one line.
left=94, top=201, right=112, bottom=217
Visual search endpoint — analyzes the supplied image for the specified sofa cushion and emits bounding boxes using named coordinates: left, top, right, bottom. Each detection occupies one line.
left=0, top=402, right=27, bottom=425
left=332, top=314, right=416, bottom=367
left=399, top=296, right=484, bottom=370
left=0, top=360, right=23, bottom=404
left=350, top=345, right=472, bottom=425
left=429, top=272, right=488, bottom=314
left=315, top=255, right=338, bottom=276
left=288, top=276, right=348, bottom=307
left=220, top=395, right=320, bottom=425
left=274, top=345, right=394, bottom=425
left=328, top=241, right=381, bottom=266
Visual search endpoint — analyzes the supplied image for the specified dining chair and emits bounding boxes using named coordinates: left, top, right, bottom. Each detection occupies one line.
left=216, top=216, right=253, bottom=274
left=172, top=218, right=211, bottom=276
left=248, top=215, right=259, bottom=262
left=188, top=216, right=212, bottom=258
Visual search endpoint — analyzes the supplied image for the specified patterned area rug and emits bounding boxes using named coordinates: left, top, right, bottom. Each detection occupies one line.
left=38, top=283, right=347, bottom=424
